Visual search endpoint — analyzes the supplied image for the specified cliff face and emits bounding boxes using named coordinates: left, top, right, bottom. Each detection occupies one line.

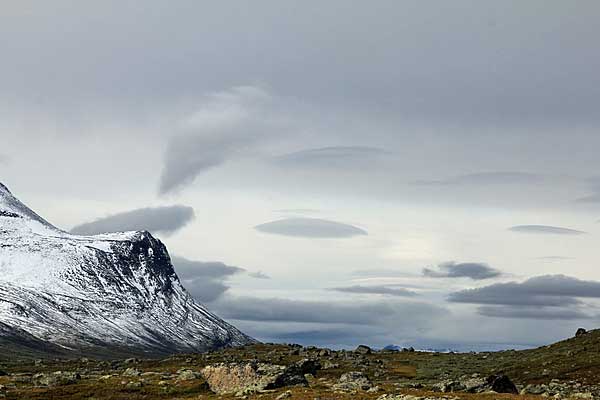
left=0, top=182, right=255, bottom=356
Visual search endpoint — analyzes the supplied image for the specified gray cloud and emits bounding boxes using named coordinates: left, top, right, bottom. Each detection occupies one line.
left=351, top=269, right=410, bottom=278
left=509, top=225, right=587, bottom=235
left=0, top=154, right=8, bottom=164
left=211, top=295, right=447, bottom=348
left=575, top=194, right=600, bottom=204
left=212, top=296, right=444, bottom=324
left=172, top=257, right=245, bottom=279
left=423, top=262, right=502, bottom=280
left=158, top=86, right=279, bottom=194
left=477, top=305, right=592, bottom=320
left=328, top=285, right=417, bottom=297
left=70, top=205, right=195, bottom=236
left=172, top=256, right=246, bottom=303
left=449, top=275, right=600, bottom=307
left=273, top=329, right=362, bottom=345
left=159, top=134, right=232, bottom=194
left=255, top=218, right=367, bottom=238
left=273, top=146, right=388, bottom=169
left=248, top=271, right=271, bottom=279
left=415, top=172, right=543, bottom=186
left=4, top=1, right=599, bottom=127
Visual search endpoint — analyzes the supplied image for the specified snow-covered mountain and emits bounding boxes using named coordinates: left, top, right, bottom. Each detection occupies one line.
left=0, top=182, right=255, bottom=356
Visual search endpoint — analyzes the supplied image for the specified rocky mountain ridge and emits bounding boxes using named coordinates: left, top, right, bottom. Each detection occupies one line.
left=0, top=182, right=254, bottom=356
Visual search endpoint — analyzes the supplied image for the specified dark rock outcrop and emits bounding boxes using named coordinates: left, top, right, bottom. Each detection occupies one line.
left=576, top=328, right=588, bottom=337
left=354, top=345, right=373, bottom=355
left=487, top=374, right=518, bottom=394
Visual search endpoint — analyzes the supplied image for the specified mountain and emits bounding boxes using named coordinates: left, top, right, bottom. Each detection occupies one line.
left=0, top=182, right=255, bottom=357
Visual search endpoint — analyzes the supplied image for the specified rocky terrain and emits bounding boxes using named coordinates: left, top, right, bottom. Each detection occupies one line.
left=1, top=328, right=599, bottom=399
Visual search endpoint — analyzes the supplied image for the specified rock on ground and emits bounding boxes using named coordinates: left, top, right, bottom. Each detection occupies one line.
left=378, top=395, right=458, bottom=400
left=354, top=345, right=373, bottom=355
left=201, top=360, right=316, bottom=395
left=333, top=371, right=377, bottom=392
left=488, top=374, right=518, bottom=394
left=431, top=374, right=517, bottom=394
left=33, top=371, right=81, bottom=387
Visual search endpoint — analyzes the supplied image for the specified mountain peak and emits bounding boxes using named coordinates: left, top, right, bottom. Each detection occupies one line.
left=0, top=183, right=255, bottom=355
left=0, top=181, right=59, bottom=230
left=0, top=181, right=10, bottom=194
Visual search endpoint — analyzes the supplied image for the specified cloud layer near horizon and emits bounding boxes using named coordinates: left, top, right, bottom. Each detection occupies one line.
left=172, top=256, right=245, bottom=302
left=211, top=295, right=444, bottom=325
left=449, top=275, right=600, bottom=320
left=329, top=285, right=417, bottom=297
left=509, top=225, right=587, bottom=235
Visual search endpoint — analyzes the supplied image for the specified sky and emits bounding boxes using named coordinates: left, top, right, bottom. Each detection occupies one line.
left=2, top=0, right=600, bottom=351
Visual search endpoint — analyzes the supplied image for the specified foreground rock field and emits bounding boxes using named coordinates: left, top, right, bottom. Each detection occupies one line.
left=1, top=329, right=600, bottom=399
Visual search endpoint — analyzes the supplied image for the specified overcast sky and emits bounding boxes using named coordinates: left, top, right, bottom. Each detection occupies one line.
left=2, top=0, right=600, bottom=350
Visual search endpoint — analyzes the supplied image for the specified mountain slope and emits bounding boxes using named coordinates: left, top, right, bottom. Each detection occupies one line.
left=0, top=182, right=255, bottom=356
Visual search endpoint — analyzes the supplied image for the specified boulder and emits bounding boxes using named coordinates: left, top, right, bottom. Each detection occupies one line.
left=333, top=371, right=376, bottom=392
left=201, top=362, right=309, bottom=395
left=431, top=380, right=465, bottom=393
left=321, top=360, right=340, bottom=370
left=576, top=328, right=588, bottom=337
left=122, top=368, right=141, bottom=377
left=354, top=345, right=373, bottom=355
left=378, top=395, right=458, bottom=400
left=176, top=369, right=200, bottom=381
left=33, top=371, right=81, bottom=387
left=461, top=375, right=487, bottom=393
left=487, top=374, right=518, bottom=394
left=520, top=384, right=546, bottom=395
left=291, top=359, right=321, bottom=376
left=432, top=374, right=516, bottom=394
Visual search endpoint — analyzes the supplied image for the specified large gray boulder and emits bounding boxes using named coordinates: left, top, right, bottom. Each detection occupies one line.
left=333, top=371, right=377, bottom=392
left=201, top=361, right=314, bottom=395
left=431, top=374, right=517, bottom=394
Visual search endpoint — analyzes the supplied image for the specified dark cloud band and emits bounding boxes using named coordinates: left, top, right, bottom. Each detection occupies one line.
left=212, top=296, right=444, bottom=324
left=449, top=275, right=600, bottom=320
left=423, top=262, right=502, bottom=280
left=70, top=205, right=195, bottom=236
left=328, top=285, right=417, bottom=297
